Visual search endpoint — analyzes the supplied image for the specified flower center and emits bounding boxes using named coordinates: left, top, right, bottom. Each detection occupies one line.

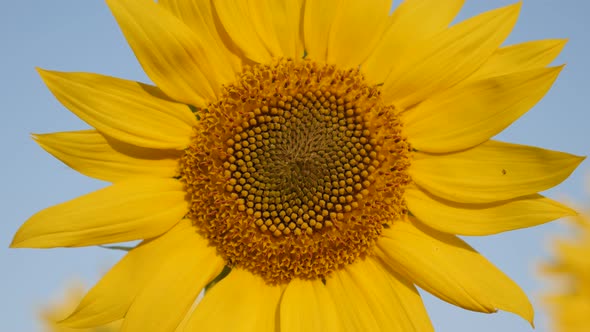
left=180, top=58, right=411, bottom=284
left=224, top=91, right=378, bottom=237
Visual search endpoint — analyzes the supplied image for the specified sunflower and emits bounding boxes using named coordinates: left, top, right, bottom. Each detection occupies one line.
left=12, top=0, right=584, bottom=330
left=542, top=203, right=590, bottom=332
left=40, top=282, right=121, bottom=332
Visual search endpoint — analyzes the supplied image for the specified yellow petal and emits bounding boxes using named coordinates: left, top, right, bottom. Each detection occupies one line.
left=212, top=0, right=273, bottom=62
left=382, top=3, right=521, bottom=109
left=38, top=69, right=197, bottom=150
left=11, top=178, right=187, bottom=248
left=410, top=140, right=584, bottom=204
left=326, top=258, right=433, bottom=331
left=363, top=0, right=465, bottom=83
left=303, top=0, right=340, bottom=62
left=326, top=0, right=391, bottom=68
left=403, top=66, right=563, bottom=153
left=468, top=39, right=567, bottom=81
left=60, top=221, right=222, bottom=328
left=543, top=239, right=590, bottom=276
left=34, top=130, right=180, bottom=182
left=247, top=0, right=304, bottom=59
left=378, top=219, right=534, bottom=324
left=121, top=228, right=224, bottom=332
left=185, top=269, right=283, bottom=332
left=545, top=295, right=590, bottom=329
left=158, top=0, right=243, bottom=73
left=325, top=266, right=380, bottom=331
left=406, top=185, right=577, bottom=235
left=280, top=279, right=341, bottom=332
left=106, top=0, right=233, bottom=107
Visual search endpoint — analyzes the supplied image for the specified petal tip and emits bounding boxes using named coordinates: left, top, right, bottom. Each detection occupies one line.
left=36, top=67, right=56, bottom=80
left=499, top=1, right=522, bottom=17
left=499, top=295, right=534, bottom=327
left=545, top=64, right=566, bottom=77
left=9, top=238, right=21, bottom=248
left=512, top=297, right=535, bottom=327
left=571, top=154, right=586, bottom=169
left=57, top=313, right=87, bottom=329
left=30, top=133, right=52, bottom=149
left=35, top=67, right=48, bottom=75
left=554, top=38, right=569, bottom=48
left=526, top=310, right=535, bottom=328
left=57, top=312, right=80, bottom=328
left=512, top=1, right=523, bottom=10
left=10, top=229, right=35, bottom=249
left=31, top=133, right=45, bottom=143
left=9, top=227, right=34, bottom=248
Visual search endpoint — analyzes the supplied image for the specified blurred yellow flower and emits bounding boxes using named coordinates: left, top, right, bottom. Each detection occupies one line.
left=542, top=204, right=590, bottom=332
left=41, top=282, right=121, bottom=332
left=12, top=0, right=583, bottom=330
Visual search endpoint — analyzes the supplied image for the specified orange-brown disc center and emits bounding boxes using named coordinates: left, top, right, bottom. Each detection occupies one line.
left=179, top=58, right=411, bottom=284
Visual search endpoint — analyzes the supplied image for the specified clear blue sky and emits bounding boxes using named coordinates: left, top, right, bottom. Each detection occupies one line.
left=1, top=1, right=588, bottom=331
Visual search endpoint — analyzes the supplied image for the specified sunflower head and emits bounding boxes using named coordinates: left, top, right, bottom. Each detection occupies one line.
left=180, top=58, right=411, bottom=283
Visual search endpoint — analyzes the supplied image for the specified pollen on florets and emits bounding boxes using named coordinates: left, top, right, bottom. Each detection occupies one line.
left=179, top=58, right=411, bottom=284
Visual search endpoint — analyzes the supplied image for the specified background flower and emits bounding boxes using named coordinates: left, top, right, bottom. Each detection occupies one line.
left=40, top=281, right=121, bottom=332
left=542, top=184, right=590, bottom=332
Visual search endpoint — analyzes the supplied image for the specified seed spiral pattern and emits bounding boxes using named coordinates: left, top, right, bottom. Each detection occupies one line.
left=223, top=90, right=380, bottom=237
left=179, top=59, right=412, bottom=284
